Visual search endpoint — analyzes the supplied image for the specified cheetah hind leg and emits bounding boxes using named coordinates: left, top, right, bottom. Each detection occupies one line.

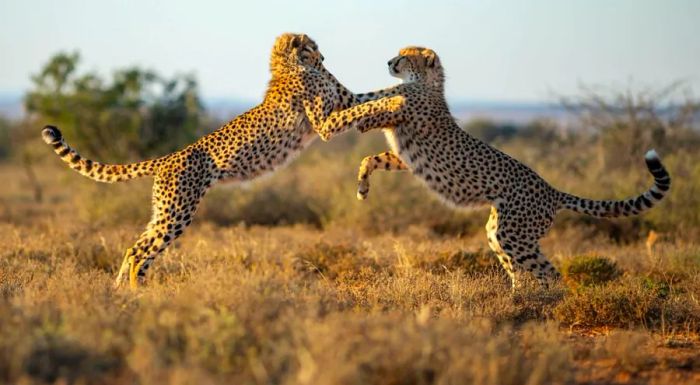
left=114, top=249, right=133, bottom=288
left=485, top=206, right=517, bottom=289
left=487, top=206, right=561, bottom=289
left=113, top=223, right=161, bottom=289
left=121, top=204, right=199, bottom=289
left=128, top=195, right=204, bottom=289
left=116, top=170, right=208, bottom=289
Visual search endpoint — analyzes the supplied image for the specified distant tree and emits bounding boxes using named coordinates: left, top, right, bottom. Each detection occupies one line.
left=0, top=116, right=10, bottom=159
left=462, top=119, right=518, bottom=143
left=561, top=83, right=700, bottom=170
left=25, top=51, right=207, bottom=161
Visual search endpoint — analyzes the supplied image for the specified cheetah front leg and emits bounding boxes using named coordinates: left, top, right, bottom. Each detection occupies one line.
left=319, top=96, right=406, bottom=141
left=357, top=151, right=408, bottom=200
left=355, top=87, right=402, bottom=103
left=303, top=98, right=329, bottom=139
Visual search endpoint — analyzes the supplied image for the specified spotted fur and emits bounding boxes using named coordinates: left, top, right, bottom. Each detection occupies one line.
left=42, top=33, right=359, bottom=289
left=320, top=46, right=671, bottom=288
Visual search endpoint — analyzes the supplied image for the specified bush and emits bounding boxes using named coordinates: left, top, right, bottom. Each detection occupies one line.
left=562, top=255, right=622, bottom=287
left=554, top=276, right=700, bottom=331
left=25, top=51, right=209, bottom=161
left=417, top=249, right=502, bottom=276
left=0, top=117, right=10, bottom=160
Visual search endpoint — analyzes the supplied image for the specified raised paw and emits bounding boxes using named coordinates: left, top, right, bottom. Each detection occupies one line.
left=357, top=179, right=370, bottom=200
left=318, top=130, right=332, bottom=142
left=317, top=124, right=333, bottom=142
left=387, top=96, right=405, bottom=112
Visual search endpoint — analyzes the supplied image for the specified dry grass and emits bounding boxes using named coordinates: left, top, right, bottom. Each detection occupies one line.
left=1, top=134, right=700, bottom=384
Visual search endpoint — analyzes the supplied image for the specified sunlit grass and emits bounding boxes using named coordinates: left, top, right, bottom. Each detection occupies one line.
left=1, top=131, right=699, bottom=384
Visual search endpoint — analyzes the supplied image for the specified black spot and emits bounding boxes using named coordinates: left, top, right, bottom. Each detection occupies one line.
left=650, top=190, right=664, bottom=200
left=634, top=198, right=643, bottom=210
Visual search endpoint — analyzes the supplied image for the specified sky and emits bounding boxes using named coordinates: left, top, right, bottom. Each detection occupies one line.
left=1, top=0, right=698, bottom=103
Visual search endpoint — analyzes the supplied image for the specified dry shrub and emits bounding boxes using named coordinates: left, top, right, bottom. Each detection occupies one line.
left=292, top=241, right=378, bottom=280
left=297, top=317, right=573, bottom=385
left=73, top=178, right=151, bottom=225
left=22, top=334, right=124, bottom=384
left=416, top=249, right=502, bottom=276
left=597, top=330, right=654, bottom=372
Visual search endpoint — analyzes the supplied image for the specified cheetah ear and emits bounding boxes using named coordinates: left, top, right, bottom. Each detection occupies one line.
left=426, top=54, right=437, bottom=68
left=290, top=35, right=303, bottom=49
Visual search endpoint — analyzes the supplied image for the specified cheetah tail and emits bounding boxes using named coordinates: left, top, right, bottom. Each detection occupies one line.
left=41, top=125, right=157, bottom=183
left=557, top=149, right=670, bottom=218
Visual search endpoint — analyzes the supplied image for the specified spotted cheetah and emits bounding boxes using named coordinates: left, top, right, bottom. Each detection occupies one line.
left=319, top=47, right=671, bottom=288
left=42, top=33, right=360, bottom=289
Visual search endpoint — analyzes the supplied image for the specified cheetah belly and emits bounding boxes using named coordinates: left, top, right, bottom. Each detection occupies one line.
left=383, top=128, right=401, bottom=154
left=385, top=129, right=487, bottom=209
left=218, top=114, right=316, bottom=183
left=238, top=132, right=315, bottom=182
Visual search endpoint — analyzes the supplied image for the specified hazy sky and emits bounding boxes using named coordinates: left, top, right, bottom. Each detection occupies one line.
left=1, top=0, right=698, bottom=102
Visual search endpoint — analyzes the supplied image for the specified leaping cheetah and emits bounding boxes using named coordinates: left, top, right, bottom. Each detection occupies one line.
left=319, top=46, right=671, bottom=288
left=42, top=33, right=360, bottom=289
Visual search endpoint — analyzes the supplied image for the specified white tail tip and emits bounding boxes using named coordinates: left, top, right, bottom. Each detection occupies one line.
left=645, top=149, right=659, bottom=160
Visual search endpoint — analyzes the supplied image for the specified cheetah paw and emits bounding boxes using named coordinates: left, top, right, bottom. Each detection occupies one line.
left=387, top=96, right=406, bottom=112
left=318, top=130, right=332, bottom=142
left=357, top=181, right=370, bottom=200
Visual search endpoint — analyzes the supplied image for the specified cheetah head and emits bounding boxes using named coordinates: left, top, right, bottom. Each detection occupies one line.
left=270, top=33, right=325, bottom=74
left=388, top=46, right=444, bottom=88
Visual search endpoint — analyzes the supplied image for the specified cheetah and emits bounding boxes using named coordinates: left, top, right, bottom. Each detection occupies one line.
left=319, top=46, right=671, bottom=288
left=42, top=33, right=360, bottom=289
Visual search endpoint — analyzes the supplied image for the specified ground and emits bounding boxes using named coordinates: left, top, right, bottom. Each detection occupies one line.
left=1, top=152, right=699, bottom=384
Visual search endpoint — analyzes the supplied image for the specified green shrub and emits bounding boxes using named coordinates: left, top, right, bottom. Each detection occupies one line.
left=562, top=255, right=622, bottom=287
left=554, top=277, right=700, bottom=330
